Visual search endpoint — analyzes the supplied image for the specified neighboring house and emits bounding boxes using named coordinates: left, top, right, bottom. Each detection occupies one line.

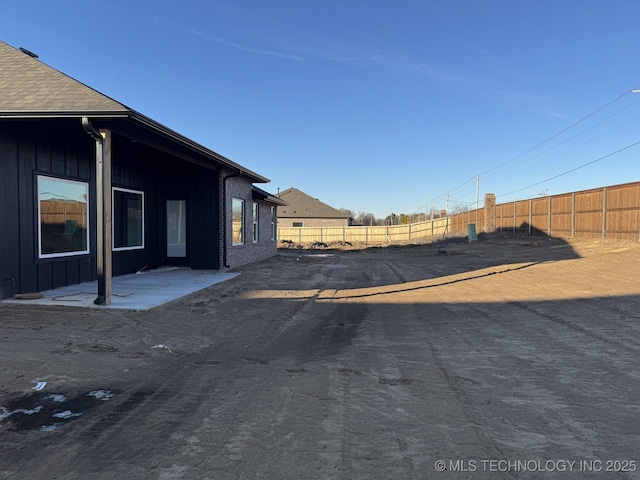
left=0, top=41, right=284, bottom=303
left=277, top=188, right=352, bottom=227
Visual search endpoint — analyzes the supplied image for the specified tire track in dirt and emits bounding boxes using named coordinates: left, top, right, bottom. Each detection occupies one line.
left=510, top=300, right=640, bottom=354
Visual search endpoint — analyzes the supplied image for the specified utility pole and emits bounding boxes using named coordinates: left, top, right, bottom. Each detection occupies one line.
left=445, top=194, right=449, bottom=215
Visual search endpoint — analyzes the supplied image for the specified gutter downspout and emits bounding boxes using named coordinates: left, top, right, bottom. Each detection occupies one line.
left=82, top=117, right=107, bottom=305
left=222, top=168, right=243, bottom=268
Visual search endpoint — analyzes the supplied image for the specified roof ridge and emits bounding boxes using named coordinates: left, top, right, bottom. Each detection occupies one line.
left=0, top=40, right=128, bottom=114
left=0, top=40, right=271, bottom=184
left=278, top=187, right=349, bottom=218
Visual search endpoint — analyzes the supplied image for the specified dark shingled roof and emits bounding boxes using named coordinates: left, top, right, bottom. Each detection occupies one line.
left=0, top=41, right=127, bottom=114
left=0, top=40, right=271, bottom=183
left=277, top=188, right=349, bottom=218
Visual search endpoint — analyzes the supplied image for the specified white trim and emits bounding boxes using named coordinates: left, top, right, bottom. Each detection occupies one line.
left=232, top=198, right=245, bottom=245
left=270, top=206, right=276, bottom=241
left=252, top=202, right=259, bottom=244
left=37, top=175, right=90, bottom=259
left=112, top=186, right=145, bottom=251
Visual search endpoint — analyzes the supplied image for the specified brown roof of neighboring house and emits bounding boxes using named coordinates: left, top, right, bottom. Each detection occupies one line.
left=277, top=188, right=349, bottom=218
left=0, top=40, right=269, bottom=183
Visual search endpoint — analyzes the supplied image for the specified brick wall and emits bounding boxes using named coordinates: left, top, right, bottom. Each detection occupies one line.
left=484, top=193, right=496, bottom=233
left=223, top=174, right=278, bottom=268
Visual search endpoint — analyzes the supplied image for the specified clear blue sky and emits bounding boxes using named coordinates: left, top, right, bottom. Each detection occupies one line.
left=4, top=1, right=640, bottom=218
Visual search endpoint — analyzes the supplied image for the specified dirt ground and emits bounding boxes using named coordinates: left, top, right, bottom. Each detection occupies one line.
left=1, top=234, right=640, bottom=479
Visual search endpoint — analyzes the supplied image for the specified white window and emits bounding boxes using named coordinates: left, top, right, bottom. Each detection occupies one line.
left=252, top=202, right=259, bottom=243
left=112, top=187, right=144, bottom=251
left=232, top=198, right=244, bottom=245
left=270, top=206, right=276, bottom=241
left=37, top=175, right=89, bottom=258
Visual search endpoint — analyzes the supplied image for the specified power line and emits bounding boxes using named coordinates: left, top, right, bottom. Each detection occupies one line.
left=416, top=86, right=640, bottom=216
left=482, top=98, right=640, bottom=182
left=423, top=86, right=639, bottom=210
left=499, top=139, right=640, bottom=199
left=483, top=114, right=640, bottom=189
left=477, top=88, right=635, bottom=178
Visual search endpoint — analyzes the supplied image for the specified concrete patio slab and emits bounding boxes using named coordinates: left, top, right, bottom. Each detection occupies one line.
left=2, top=267, right=239, bottom=310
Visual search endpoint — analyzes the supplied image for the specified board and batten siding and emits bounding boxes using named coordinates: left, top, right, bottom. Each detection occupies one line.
left=0, top=122, right=224, bottom=299
left=0, top=122, right=96, bottom=299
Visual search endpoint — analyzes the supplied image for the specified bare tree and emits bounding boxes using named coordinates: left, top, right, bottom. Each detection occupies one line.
left=449, top=203, right=470, bottom=215
left=337, top=208, right=356, bottom=219
left=355, top=211, right=377, bottom=226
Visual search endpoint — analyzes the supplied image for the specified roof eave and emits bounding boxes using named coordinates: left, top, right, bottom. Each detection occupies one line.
left=252, top=187, right=288, bottom=206
left=0, top=109, right=270, bottom=184
left=0, top=110, right=129, bottom=119
left=128, top=110, right=270, bottom=184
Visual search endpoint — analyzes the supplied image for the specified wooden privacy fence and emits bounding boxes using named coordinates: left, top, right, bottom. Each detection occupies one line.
left=278, top=181, right=640, bottom=245
left=443, top=182, right=640, bottom=241
left=39, top=199, right=88, bottom=227
left=279, top=217, right=450, bottom=245
left=489, top=182, right=640, bottom=241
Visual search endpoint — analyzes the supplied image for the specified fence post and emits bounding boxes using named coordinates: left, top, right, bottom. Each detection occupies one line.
left=547, top=196, right=552, bottom=236
left=602, top=187, right=607, bottom=239
left=343, top=227, right=346, bottom=242
left=513, top=202, right=516, bottom=233
left=571, top=193, right=575, bottom=238
left=366, top=226, right=368, bottom=245
left=528, top=199, right=532, bottom=235
left=298, top=228, right=301, bottom=243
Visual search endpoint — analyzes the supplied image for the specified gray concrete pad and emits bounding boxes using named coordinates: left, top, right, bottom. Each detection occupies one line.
left=2, top=267, right=239, bottom=310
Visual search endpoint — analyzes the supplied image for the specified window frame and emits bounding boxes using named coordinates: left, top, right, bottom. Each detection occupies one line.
left=112, top=186, right=145, bottom=252
left=232, top=198, right=245, bottom=245
left=270, top=206, right=276, bottom=241
left=252, top=202, right=259, bottom=243
left=37, top=174, right=90, bottom=259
